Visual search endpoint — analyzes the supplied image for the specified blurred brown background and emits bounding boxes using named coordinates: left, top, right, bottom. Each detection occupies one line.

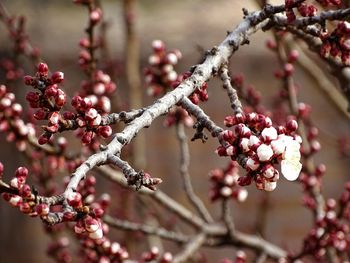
left=0, top=0, right=350, bottom=262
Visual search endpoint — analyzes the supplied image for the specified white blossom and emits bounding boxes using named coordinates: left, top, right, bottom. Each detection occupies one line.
left=248, top=135, right=261, bottom=148
left=261, top=127, right=278, bottom=141
left=256, top=144, right=273, bottom=162
left=240, top=137, right=250, bottom=152
left=246, top=157, right=259, bottom=171
left=281, top=139, right=302, bottom=181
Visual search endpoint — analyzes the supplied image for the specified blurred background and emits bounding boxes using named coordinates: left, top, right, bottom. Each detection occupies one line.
left=0, top=0, right=350, bottom=262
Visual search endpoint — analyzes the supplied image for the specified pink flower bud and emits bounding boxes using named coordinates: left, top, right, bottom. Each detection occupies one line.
left=225, top=145, right=236, bottom=156
left=19, top=202, right=32, bottom=214
left=220, top=186, right=233, bottom=197
left=239, top=138, right=250, bottom=152
left=51, top=71, right=64, bottom=84
left=67, top=192, right=82, bottom=207
left=286, top=119, right=298, bottom=132
left=82, top=131, right=94, bottom=144
left=315, top=163, right=326, bottom=176
left=224, top=116, right=236, bottom=127
left=84, top=216, right=100, bottom=233
left=261, top=164, right=275, bottom=179
left=49, top=112, right=60, bottom=125
left=91, top=114, right=102, bottom=126
left=152, top=40, right=165, bottom=52
left=266, top=39, right=277, bottom=50
left=93, top=83, right=106, bottom=95
left=166, top=53, right=178, bottom=65
left=38, top=133, right=51, bottom=145
left=36, top=203, right=50, bottom=216
left=148, top=54, right=161, bottom=65
left=222, top=130, right=235, bottom=144
left=85, top=108, right=98, bottom=121
left=288, top=50, right=299, bottom=63
left=74, top=221, right=85, bottom=234
left=15, top=167, right=28, bottom=178
left=79, top=38, right=90, bottom=48
left=19, top=184, right=32, bottom=198
left=97, top=126, right=112, bottom=138
left=90, top=8, right=102, bottom=24
left=37, top=62, right=49, bottom=75
left=23, top=75, right=34, bottom=85
left=284, top=63, right=294, bottom=76
left=9, top=195, right=22, bottom=207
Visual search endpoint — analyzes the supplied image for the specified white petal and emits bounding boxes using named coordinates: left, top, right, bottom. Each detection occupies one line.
left=88, top=228, right=103, bottom=240
left=257, top=144, right=274, bottom=162
left=281, top=160, right=302, bottom=181
left=271, top=139, right=286, bottom=155
left=284, top=141, right=301, bottom=160
left=261, top=127, right=278, bottom=141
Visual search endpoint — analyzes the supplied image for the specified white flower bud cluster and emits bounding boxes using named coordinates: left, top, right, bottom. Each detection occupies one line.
left=217, top=113, right=302, bottom=191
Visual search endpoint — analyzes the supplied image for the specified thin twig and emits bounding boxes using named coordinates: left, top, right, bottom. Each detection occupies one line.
left=220, top=64, right=243, bottom=114
left=104, top=214, right=189, bottom=243
left=172, top=233, right=206, bottom=263
left=222, top=199, right=236, bottom=239
left=176, top=122, right=214, bottom=223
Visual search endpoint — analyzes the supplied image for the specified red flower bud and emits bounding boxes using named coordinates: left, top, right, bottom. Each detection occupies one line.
left=37, top=63, right=49, bottom=75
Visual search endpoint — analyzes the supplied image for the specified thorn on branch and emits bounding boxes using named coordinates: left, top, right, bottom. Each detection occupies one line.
left=191, top=121, right=208, bottom=143
left=242, top=8, right=249, bottom=17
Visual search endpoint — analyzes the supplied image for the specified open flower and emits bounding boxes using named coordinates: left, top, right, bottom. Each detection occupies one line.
left=281, top=139, right=302, bottom=181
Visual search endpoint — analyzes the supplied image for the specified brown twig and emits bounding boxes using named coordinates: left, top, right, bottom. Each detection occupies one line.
left=175, top=122, right=213, bottom=223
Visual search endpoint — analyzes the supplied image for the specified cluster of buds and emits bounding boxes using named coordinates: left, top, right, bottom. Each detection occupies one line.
left=79, top=234, right=129, bottom=262
left=1, top=165, right=52, bottom=219
left=145, top=40, right=209, bottom=104
left=71, top=95, right=113, bottom=144
left=320, top=21, right=350, bottom=65
left=144, top=40, right=182, bottom=96
left=209, top=161, right=248, bottom=202
left=47, top=237, right=72, bottom=263
left=0, top=85, right=35, bottom=151
left=141, top=247, right=173, bottom=263
left=285, top=0, right=317, bottom=23
left=24, top=62, right=67, bottom=143
left=0, top=58, right=23, bottom=82
left=216, top=112, right=302, bottom=191
left=65, top=191, right=107, bottom=241
left=1, top=13, right=40, bottom=59
left=24, top=63, right=113, bottom=145
left=301, top=197, right=350, bottom=259
left=63, top=186, right=110, bottom=240
left=79, top=70, right=115, bottom=113
left=284, top=0, right=341, bottom=22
